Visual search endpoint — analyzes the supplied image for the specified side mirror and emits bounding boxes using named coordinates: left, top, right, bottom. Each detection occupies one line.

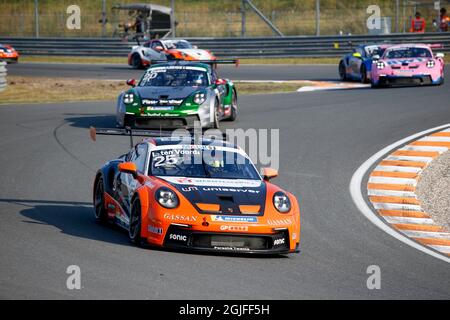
left=193, top=45, right=198, bottom=49
left=262, top=167, right=278, bottom=181
left=154, top=46, right=164, bottom=52
left=118, top=162, right=138, bottom=179
left=436, top=52, right=445, bottom=59
left=352, top=52, right=362, bottom=58
left=372, top=55, right=380, bottom=61
left=126, top=79, right=136, bottom=87
left=215, top=79, right=227, bottom=85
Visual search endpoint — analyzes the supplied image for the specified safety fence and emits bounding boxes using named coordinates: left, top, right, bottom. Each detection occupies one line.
left=0, top=33, right=449, bottom=58
left=0, top=62, right=7, bottom=92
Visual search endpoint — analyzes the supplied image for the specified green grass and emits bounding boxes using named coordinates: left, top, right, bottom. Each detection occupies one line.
left=0, top=76, right=306, bottom=104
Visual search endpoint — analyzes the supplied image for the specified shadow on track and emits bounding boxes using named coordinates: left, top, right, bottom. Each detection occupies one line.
left=3, top=198, right=289, bottom=258
left=62, top=113, right=117, bottom=129
left=1, top=198, right=132, bottom=247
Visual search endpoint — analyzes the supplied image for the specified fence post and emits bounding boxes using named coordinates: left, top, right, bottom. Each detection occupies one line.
left=395, top=0, right=399, bottom=33
left=241, top=0, right=246, bottom=37
left=316, top=0, right=320, bottom=36
left=0, top=62, right=7, bottom=92
left=34, top=0, right=39, bottom=38
left=171, top=0, right=176, bottom=38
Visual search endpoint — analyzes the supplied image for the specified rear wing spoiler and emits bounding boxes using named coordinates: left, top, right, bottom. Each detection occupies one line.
left=428, top=44, right=444, bottom=49
left=89, top=126, right=226, bottom=148
left=149, top=59, right=240, bottom=68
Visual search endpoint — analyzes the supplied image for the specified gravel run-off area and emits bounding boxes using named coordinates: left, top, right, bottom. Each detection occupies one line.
left=417, top=151, right=450, bottom=232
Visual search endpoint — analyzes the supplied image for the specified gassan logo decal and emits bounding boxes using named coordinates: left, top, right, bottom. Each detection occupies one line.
left=211, top=215, right=258, bottom=223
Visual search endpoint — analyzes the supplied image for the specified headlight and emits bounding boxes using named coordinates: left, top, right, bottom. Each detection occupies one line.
left=376, top=61, right=385, bottom=69
left=427, top=60, right=435, bottom=68
left=193, top=92, right=206, bottom=105
left=156, top=187, right=179, bottom=209
left=273, top=191, right=291, bottom=213
left=123, top=93, right=134, bottom=104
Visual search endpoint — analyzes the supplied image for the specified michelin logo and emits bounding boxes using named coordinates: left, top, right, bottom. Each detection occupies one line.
left=211, top=215, right=258, bottom=223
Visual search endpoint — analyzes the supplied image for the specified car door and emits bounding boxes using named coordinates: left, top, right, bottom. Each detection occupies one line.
left=116, top=143, right=148, bottom=218
left=349, top=47, right=364, bottom=76
left=148, top=40, right=166, bottom=60
left=211, top=69, right=227, bottom=118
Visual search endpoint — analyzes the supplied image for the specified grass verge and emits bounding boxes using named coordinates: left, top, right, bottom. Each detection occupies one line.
left=0, top=76, right=304, bottom=104
left=20, top=55, right=340, bottom=65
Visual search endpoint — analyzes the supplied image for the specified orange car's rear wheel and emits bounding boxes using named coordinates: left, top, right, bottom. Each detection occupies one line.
left=129, top=197, right=143, bottom=246
left=94, top=177, right=108, bottom=224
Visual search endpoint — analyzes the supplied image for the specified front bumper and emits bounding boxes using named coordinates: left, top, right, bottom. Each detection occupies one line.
left=373, top=75, right=440, bottom=86
left=161, top=225, right=299, bottom=254
left=1, top=57, right=18, bottom=63
left=124, top=114, right=201, bottom=129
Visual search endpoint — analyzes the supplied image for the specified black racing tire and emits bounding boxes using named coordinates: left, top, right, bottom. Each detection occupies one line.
left=212, top=99, right=220, bottom=129
left=129, top=197, right=143, bottom=246
left=360, top=65, right=369, bottom=84
left=93, top=176, right=108, bottom=224
left=131, top=53, right=142, bottom=69
left=339, top=61, right=347, bottom=81
left=226, top=90, right=237, bottom=121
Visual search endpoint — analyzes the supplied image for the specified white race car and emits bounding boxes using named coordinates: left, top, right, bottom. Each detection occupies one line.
left=128, top=39, right=216, bottom=69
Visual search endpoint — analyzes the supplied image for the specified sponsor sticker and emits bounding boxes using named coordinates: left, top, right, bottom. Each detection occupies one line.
left=211, top=215, right=258, bottom=223
left=219, top=225, right=249, bottom=232
left=273, top=238, right=285, bottom=246
left=163, top=213, right=198, bottom=222
left=267, top=218, right=293, bottom=226
left=169, top=233, right=188, bottom=242
left=148, top=225, right=163, bottom=235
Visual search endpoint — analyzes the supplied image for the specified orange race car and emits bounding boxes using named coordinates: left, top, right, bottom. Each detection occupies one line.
left=91, top=128, right=300, bottom=254
left=0, top=44, right=19, bottom=63
left=128, top=39, right=215, bottom=69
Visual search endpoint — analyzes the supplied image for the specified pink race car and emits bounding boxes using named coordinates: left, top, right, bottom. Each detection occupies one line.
left=371, top=44, right=445, bottom=88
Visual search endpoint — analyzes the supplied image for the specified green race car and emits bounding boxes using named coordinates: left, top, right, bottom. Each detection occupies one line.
left=116, top=61, right=238, bottom=129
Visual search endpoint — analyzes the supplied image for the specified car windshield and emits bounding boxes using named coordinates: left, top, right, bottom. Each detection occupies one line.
left=139, top=66, right=209, bottom=87
left=385, top=47, right=432, bottom=59
left=149, top=147, right=260, bottom=180
left=365, top=46, right=386, bottom=57
left=165, top=40, right=192, bottom=49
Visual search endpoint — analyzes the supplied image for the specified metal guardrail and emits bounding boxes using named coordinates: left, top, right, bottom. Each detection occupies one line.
left=0, top=33, right=449, bottom=58
left=0, top=62, right=7, bottom=92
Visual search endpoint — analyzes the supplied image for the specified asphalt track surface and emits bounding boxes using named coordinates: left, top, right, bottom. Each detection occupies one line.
left=1, top=65, right=450, bottom=299
left=8, top=62, right=336, bottom=81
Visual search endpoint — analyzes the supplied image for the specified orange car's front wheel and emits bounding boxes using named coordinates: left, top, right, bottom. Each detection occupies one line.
left=129, top=197, right=143, bottom=246
left=94, top=177, right=108, bottom=224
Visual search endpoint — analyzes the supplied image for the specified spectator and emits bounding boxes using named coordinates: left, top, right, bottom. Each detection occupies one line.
left=410, top=12, right=426, bottom=33
left=440, top=8, right=449, bottom=32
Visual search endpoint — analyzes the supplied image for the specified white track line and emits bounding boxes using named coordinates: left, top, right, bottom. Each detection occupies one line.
left=383, top=216, right=435, bottom=225
left=367, top=189, right=417, bottom=198
left=401, top=230, right=450, bottom=239
left=374, top=165, right=422, bottom=173
left=384, top=155, right=433, bottom=162
left=419, top=136, right=450, bottom=142
left=429, top=245, right=450, bottom=253
left=349, top=123, right=450, bottom=264
left=372, top=202, right=422, bottom=211
left=399, top=146, right=448, bottom=153
left=368, top=176, right=417, bottom=185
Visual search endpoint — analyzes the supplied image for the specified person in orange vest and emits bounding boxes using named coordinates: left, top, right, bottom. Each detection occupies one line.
left=410, top=12, right=426, bottom=33
left=440, top=8, right=450, bottom=32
